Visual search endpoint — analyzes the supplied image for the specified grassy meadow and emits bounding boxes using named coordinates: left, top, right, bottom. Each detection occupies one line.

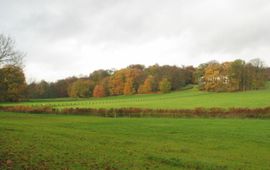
left=1, top=83, right=270, bottom=169
left=1, top=112, right=270, bottom=170
left=1, top=82, right=270, bottom=109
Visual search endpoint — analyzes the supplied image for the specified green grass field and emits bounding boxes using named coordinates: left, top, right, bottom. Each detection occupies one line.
left=1, top=84, right=270, bottom=169
left=1, top=82, right=270, bottom=109
left=0, top=112, right=270, bottom=169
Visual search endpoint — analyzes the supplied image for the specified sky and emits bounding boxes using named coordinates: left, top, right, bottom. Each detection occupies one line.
left=1, top=0, right=270, bottom=82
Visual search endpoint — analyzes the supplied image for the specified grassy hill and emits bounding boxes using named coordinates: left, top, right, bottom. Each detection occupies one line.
left=0, top=112, right=270, bottom=169
left=1, top=82, right=270, bottom=109
left=1, top=83, right=270, bottom=169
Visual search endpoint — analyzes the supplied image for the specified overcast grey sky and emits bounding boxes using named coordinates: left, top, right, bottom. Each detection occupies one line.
left=1, top=0, right=270, bottom=82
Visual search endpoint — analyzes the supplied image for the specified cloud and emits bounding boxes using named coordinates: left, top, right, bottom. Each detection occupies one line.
left=0, top=0, right=270, bottom=81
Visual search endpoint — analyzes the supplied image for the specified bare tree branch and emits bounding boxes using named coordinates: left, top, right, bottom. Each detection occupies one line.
left=0, top=34, right=25, bottom=68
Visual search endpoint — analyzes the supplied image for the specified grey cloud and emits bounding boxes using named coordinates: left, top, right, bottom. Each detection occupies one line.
left=0, top=0, right=270, bottom=81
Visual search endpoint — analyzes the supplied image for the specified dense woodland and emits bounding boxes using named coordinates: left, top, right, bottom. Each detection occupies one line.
left=0, top=34, right=269, bottom=101
left=26, top=60, right=268, bottom=99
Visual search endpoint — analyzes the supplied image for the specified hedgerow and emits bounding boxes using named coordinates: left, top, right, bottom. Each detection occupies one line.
left=1, top=105, right=270, bottom=118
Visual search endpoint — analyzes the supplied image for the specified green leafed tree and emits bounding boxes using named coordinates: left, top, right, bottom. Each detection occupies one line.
left=68, top=79, right=94, bottom=98
left=89, top=69, right=111, bottom=84
left=159, top=78, right=171, bottom=93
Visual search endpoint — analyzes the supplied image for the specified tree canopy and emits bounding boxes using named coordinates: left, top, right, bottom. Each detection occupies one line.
left=0, top=65, right=26, bottom=101
left=199, top=59, right=267, bottom=92
left=0, top=34, right=26, bottom=102
left=25, top=59, right=268, bottom=99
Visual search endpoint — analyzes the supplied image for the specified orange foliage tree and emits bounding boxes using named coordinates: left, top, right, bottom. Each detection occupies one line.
left=93, top=84, right=106, bottom=97
left=138, top=75, right=154, bottom=94
left=110, top=68, right=145, bottom=95
left=109, top=69, right=125, bottom=95
left=123, top=79, right=135, bottom=95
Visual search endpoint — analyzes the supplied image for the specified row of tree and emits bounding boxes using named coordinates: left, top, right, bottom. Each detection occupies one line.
left=0, top=34, right=269, bottom=101
left=27, top=64, right=194, bottom=98
left=27, top=59, right=269, bottom=99
left=195, top=59, right=267, bottom=92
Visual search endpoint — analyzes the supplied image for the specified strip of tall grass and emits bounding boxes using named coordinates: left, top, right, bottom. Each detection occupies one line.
left=1, top=105, right=270, bottom=118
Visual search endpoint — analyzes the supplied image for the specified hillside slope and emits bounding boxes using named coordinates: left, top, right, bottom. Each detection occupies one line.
left=1, top=82, right=270, bottom=109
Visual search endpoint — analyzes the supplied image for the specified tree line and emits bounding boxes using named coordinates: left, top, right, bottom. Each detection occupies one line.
left=0, top=34, right=269, bottom=101
left=27, top=64, right=195, bottom=98
left=195, top=59, right=268, bottom=92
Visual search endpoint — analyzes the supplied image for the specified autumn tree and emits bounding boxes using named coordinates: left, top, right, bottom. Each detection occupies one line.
left=198, top=59, right=267, bottom=92
left=144, top=64, right=160, bottom=91
left=138, top=75, right=154, bottom=94
left=68, top=79, right=94, bottom=98
left=203, top=62, right=221, bottom=91
left=109, top=68, right=145, bottom=95
left=194, top=63, right=210, bottom=89
left=0, top=65, right=27, bottom=101
left=123, top=78, right=135, bottom=95
left=125, top=68, right=145, bottom=92
left=159, top=78, right=171, bottom=93
left=93, top=84, right=106, bottom=97
left=109, top=69, right=125, bottom=95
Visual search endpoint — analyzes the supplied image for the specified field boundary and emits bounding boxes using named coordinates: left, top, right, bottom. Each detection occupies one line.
left=1, top=105, right=270, bottom=118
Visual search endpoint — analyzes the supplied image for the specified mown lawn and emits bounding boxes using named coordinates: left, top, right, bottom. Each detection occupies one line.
left=1, top=83, right=270, bottom=109
left=0, top=112, right=270, bottom=169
